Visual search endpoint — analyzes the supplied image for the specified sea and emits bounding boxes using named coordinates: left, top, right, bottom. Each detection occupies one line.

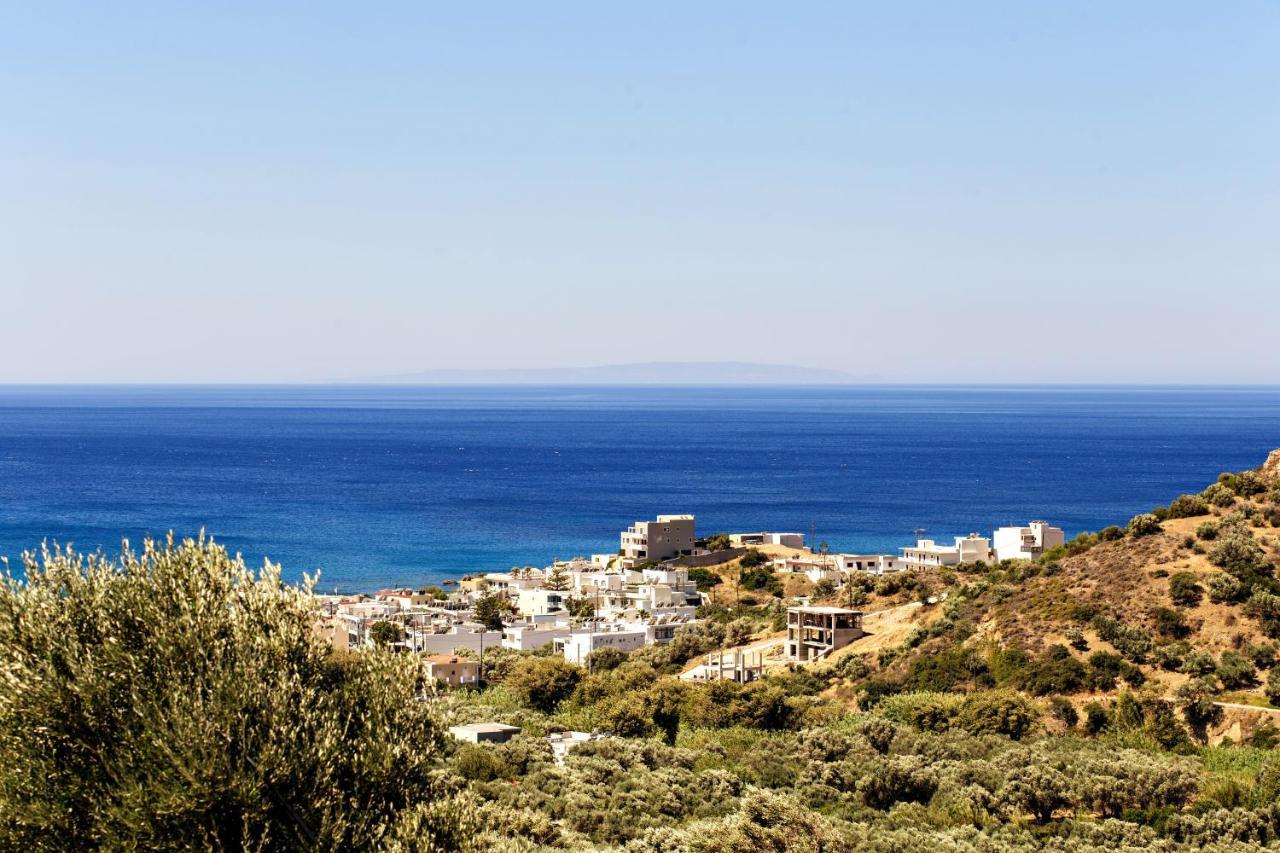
left=1, top=385, right=1277, bottom=593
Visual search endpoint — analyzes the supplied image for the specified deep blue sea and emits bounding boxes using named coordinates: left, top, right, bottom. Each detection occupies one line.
left=1, top=385, right=1277, bottom=592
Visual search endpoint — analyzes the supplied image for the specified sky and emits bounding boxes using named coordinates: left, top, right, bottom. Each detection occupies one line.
left=1, top=2, right=1277, bottom=384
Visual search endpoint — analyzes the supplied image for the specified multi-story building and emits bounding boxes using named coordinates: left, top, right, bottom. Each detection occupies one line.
left=423, top=654, right=480, bottom=688
left=898, top=534, right=991, bottom=570
left=620, top=514, right=696, bottom=563
left=993, top=521, right=1065, bottom=562
left=786, top=606, right=864, bottom=662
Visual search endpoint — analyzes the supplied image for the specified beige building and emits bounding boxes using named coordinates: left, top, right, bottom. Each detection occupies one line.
left=786, top=606, right=864, bottom=662
left=620, top=514, right=696, bottom=563
left=424, top=654, right=481, bottom=688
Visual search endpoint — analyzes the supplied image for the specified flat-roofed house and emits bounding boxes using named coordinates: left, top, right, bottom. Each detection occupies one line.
left=423, top=654, right=480, bottom=688
left=993, top=521, right=1065, bottom=562
left=899, top=534, right=991, bottom=570
left=448, top=722, right=521, bottom=744
left=786, top=605, right=864, bottom=662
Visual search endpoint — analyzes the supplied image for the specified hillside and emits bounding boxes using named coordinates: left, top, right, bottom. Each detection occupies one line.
left=809, top=448, right=1280, bottom=743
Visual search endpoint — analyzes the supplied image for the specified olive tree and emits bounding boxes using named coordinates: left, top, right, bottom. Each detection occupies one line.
left=0, top=536, right=467, bottom=852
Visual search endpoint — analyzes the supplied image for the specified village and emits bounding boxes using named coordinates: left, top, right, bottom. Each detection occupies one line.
left=318, top=513, right=1066, bottom=752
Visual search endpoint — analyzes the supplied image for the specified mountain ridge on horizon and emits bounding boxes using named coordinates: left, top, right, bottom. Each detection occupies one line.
left=359, top=360, right=866, bottom=385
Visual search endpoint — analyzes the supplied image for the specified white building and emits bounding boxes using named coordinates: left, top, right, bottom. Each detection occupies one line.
left=501, top=623, right=573, bottom=651
left=729, top=532, right=806, bottom=549
left=548, top=730, right=611, bottom=765
left=620, top=514, right=696, bottom=563
left=831, top=553, right=902, bottom=574
left=516, top=588, right=569, bottom=616
left=993, top=521, right=1065, bottom=562
left=898, top=534, right=991, bottom=570
left=558, top=625, right=648, bottom=664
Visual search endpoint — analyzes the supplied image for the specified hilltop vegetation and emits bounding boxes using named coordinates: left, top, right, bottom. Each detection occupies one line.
left=4, top=451, right=1280, bottom=851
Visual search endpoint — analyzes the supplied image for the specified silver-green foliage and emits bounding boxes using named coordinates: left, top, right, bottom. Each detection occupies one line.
left=0, top=535, right=465, bottom=852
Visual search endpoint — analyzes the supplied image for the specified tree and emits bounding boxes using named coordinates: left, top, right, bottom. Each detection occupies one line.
left=999, top=764, right=1071, bottom=824
left=543, top=566, right=571, bottom=592
left=370, top=619, right=403, bottom=647
left=504, top=657, right=582, bottom=713
left=1266, top=667, right=1280, bottom=706
left=0, top=536, right=466, bottom=850
left=1176, top=676, right=1223, bottom=739
left=473, top=589, right=512, bottom=632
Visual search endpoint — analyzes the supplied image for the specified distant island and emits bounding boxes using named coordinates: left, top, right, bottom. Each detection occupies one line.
left=361, top=360, right=863, bottom=385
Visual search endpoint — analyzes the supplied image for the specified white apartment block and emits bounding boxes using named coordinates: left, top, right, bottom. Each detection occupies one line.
left=899, top=534, right=991, bottom=570
left=620, top=514, right=696, bottom=563
left=993, top=520, right=1065, bottom=562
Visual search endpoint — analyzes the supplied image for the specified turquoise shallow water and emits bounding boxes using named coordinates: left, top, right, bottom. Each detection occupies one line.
left=1, top=385, right=1277, bottom=592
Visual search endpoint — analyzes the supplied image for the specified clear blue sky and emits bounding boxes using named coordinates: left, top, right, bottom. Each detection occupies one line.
left=2, top=2, right=1277, bottom=383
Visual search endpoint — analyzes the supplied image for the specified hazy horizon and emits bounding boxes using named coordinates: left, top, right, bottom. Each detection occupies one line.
left=3, top=4, right=1278, bottom=384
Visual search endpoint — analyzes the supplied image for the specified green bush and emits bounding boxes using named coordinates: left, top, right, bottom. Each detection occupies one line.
left=1167, top=494, right=1210, bottom=518
left=1127, top=513, right=1163, bottom=537
left=1168, top=572, right=1203, bottom=607
left=505, top=657, right=582, bottom=713
left=1196, top=519, right=1221, bottom=541
left=1203, top=482, right=1236, bottom=508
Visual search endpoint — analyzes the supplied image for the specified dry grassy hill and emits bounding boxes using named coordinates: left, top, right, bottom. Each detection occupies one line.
left=807, top=449, right=1280, bottom=741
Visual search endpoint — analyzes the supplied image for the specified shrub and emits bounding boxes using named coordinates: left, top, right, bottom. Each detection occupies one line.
left=1168, top=572, right=1204, bottom=607
left=1127, top=513, right=1163, bottom=537
left=1167, top=494, right=1210, bottom=518
left=1196, top=519, right=1222, bottom=541
left=1203, top=482, right=1237, bottom=508
left=1267, top=668, right=1280, bottom=706
left=857, top=755, right=938, bottom=810
left=875, top=692, right=963, bottom=733
left=1217, top=651, right=1258, bottom=689
left=1065, top=626, right=1089, bottom=651
left=955, top=691, right=1038, bottom=740
left=1083, top=702, right=1110, bottom=735
left=505, top=657, right=583, bottom=713
left=738, top=549, right=769, bottom=569
left=1207, top=573, right=1246, bottom=604
left=1048, top=696, right=1078, bottom=728
left=1246, top=592, right=1280, bottom=639
left=1209, top=530, right=1270, bottom=582
left=1153, top=606, right=1190, bottom=639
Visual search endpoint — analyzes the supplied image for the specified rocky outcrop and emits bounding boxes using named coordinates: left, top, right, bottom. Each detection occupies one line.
left=1261, top=448, right=1280, bottom=486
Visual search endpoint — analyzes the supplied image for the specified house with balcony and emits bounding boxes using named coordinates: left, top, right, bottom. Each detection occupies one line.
left=898, top=534, right=991, bottom=570
left=620, top=514, right=696, bottom=564
left=993, top=520, right=1065, bottom=562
